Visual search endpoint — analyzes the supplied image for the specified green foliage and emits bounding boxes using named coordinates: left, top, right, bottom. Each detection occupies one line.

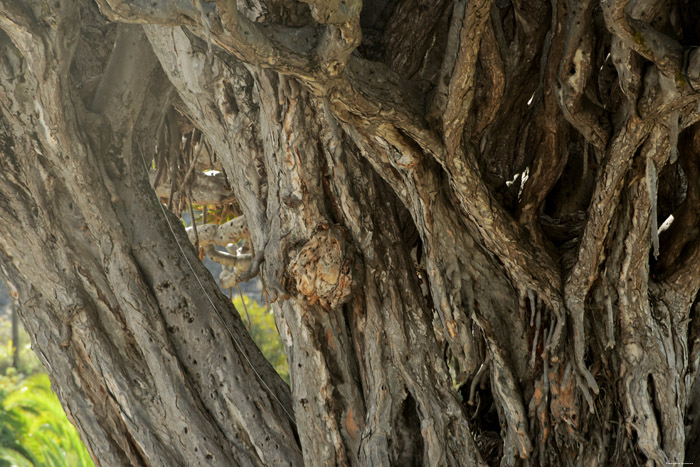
left=0, top=447, right=33, bottom=467
left=0, top=374, right=94, bottom=467
left=0, top=384, right=35, bottom=467
left=190, top=202, right=240, bottom=225
left=0, top=311, right=93, bottom=467
left=232, top=295, right=289, bottom=383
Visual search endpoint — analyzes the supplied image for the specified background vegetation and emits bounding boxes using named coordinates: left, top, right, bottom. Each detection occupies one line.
left=0, top=291, right=287, bottom=466
left=233, top=294, right=289, bottom=384
left=0, top=310, right=93, bottom=466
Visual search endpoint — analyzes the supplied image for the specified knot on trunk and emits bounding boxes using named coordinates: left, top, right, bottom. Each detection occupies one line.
left=288, top=225, right=357, bottom=310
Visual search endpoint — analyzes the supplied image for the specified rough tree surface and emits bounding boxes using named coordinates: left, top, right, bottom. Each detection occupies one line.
left=2, top=0, right=700, bottom=465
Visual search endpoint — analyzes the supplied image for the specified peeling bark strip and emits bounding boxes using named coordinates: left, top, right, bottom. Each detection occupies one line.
left=3, top=0, right=700, bottom=465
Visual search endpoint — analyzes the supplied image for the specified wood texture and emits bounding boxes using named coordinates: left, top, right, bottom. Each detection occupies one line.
left=1, top=0, right=700, bottom=465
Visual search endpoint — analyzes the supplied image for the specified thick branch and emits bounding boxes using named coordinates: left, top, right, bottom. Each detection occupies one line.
left=186, top=215, right=248, bottom=247
left=297, top=0, right=361, bottom=75
left=555, top=0, right=610, bottom=151
left=600, top=0, right=683, bottom=78
left=564, top=120, right=654, bottom=393
left=151, top=169, right=236, bottom=205
left=205, top=244, right=252, bottom=268
left=90, top=24, right=159, bottom=127
left=516, top=0, right=569, bottom=240
left=427, top=0, right=492, bottom=155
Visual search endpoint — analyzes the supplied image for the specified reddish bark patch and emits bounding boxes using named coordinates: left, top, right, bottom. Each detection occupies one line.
left=345, top=407, right=360, bottom=440
left=288, top=225, right=356, bottom=310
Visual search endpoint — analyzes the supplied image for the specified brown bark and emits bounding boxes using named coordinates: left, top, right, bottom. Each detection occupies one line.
left=2, top=0, right=700, bottom=465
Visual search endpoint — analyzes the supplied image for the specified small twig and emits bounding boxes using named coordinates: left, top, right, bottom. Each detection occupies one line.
left=576, top=372, right=595, bottom=414
left=237, top=286, right=252, bottom=331
left=530, top=308, right=542, bottom=367
left=238, top=249, right=264, bottom=282
left=166, top=114, right=180, bottom=212
left=152, top=115, right=168, bottom=188
left=561, top=361, right=573, bottom=389
left=204, top=244, right=253, bottom=268
left=181, top=130, right=204, bottom=192
left=605, top=295, right=615, bottom=349
left=188, top=192, right=200, bottom=252
left=468, top=354, right=491, bottom=406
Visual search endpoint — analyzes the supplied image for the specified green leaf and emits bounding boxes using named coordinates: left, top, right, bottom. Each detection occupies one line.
left=0, top=446, right=34, bottom=467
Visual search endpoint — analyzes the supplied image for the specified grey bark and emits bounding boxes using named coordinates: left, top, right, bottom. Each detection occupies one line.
left=2, top=0, right=700, bottom=466
left=0, top=6, right=299, bottom=466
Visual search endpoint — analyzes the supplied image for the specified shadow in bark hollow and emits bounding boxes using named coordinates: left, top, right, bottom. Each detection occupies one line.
left=458, top=379, right=503, bottom=465
left=392, top=393, right=423, bottom=467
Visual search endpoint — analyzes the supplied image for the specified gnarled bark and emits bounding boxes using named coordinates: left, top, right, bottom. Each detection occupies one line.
left=2, top=0, right=700, bottom=465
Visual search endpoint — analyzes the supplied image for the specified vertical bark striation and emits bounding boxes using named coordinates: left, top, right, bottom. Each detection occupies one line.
left=0, top=4, right=300, bottom=465
left=3, top=0, right=700, bottom=465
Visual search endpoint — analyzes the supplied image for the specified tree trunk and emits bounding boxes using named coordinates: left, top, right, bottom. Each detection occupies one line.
left=2, top=0, right=700, bottom=466
left=0, top=8, right=299, bottom=466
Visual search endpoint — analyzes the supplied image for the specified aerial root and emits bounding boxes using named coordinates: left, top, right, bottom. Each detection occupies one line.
left=468, top=354, right=491, bottom=406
